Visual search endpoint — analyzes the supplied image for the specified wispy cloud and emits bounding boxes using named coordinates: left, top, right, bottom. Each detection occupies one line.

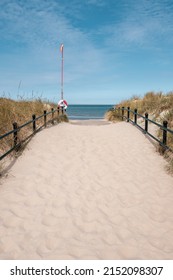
left=1, top=0, right=173, bottom=102
left=0, top=0, right=107, bottom=99
left=98, top=0, right=173, bottom=50
left=85, top=0, right=106, bottom=6
left=0, top=0, right=67, bottom=46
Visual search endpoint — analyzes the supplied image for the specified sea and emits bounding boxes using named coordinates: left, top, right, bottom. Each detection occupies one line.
left=66, top=104, right=113, bottom=120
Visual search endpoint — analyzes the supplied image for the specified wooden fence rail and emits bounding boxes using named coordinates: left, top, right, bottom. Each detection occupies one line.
left=0, top=107, right=64, bottom=161
left=115, top=107, right=173, bottom=153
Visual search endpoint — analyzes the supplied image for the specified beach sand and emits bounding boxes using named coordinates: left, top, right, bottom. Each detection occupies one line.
left=0, top=120, right=173, bottom=259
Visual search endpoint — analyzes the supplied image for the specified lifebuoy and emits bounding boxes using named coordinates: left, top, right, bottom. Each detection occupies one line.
left=58, top=99, right=68, bottom=110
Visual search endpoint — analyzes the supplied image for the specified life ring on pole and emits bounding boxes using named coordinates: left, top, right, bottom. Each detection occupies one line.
left=58, top=99, right=68, bottom=110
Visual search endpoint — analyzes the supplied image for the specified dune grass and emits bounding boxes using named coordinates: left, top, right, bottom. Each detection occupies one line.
left=105, top=91, right=173, bottom=132
left=0, top=97, right=68, bottom=161
left=106, top=91, right=173, bottom=117
left=105, top=91, right=173, bottom=173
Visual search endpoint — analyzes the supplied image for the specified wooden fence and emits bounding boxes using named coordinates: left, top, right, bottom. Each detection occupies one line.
left=114, top=106, right=173, bottom=152
left=0, top=107, right=66, bottom=161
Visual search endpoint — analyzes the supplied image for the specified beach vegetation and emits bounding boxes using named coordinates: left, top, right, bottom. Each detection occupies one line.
left=0, top=97, right=68, bottom=161
left=105, top=108, right=123, bottom=122
left=105, top=91, right=173, bottom=174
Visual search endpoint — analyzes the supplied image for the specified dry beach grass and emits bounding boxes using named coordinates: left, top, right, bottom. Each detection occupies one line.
left=0, top=98, right=45, bottom=154
left=0, top=97, right=68, bottom=169
left=105, top=91, right=173, bottom=173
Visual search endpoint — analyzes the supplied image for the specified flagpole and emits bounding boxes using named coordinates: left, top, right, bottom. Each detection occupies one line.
left=61, top=44, right=64, bottom=100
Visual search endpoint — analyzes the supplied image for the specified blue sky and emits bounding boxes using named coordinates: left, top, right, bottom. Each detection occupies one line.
left=0, top=0, right=173, bottom=104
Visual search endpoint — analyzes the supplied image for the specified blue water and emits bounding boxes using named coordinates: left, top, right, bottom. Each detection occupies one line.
left=66, top=104, right=113, bottom=120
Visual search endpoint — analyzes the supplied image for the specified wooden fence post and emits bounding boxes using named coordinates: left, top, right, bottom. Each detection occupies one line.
left=51, top=108, right=54, bottom=125
left=122, top=107, right=124, bottom=121
left=13, top=122, right=18, bottom=147
left=61, top=107, right=64, bottom=115
left=118, top=107, right=120, bottom=118
left=134, top=108, right=137, bottom=124
left=32, top=114, right=36, bottom=132
left=127, top=107, right=130, bottom=122
left=44, top=110, right=47, bottom=127
left=162, top=120, right=168, bottom=146
left=145, top=112, right=148, bottom=133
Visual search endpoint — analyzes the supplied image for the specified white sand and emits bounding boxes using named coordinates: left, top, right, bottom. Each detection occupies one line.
left=0, top=120, right=173, bottom=260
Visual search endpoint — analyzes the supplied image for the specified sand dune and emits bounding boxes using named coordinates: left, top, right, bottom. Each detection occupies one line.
left=0, top=120, right=173, bottom=259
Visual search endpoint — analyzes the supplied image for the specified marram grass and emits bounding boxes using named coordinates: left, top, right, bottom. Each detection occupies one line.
left=0, top=97, right=68, bottom=159
left=105, top=91, right=173, bottom=174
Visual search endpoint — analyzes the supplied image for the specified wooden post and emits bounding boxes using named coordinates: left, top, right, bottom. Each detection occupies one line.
left=163, top=120, right=168, bottom=146
left=32, top=114, right=36, bottom=132
left=13, top=122, right=18, bottom=147
left=122, top=107, right=124, bottom=121
left=134, top=108, right=137, bottom=124
left=145, top=112, right=148, bottom=133
left=51, top=108, right=54, bottom=125
left=127, top=107, right=130, bottom=122
left=61, top=107, right=64, bottom=115
left=44, top=110, right=47, bottom=127
left=57, top=107, right=59, bottom=116
left=118, top=107, right=120, bottom=118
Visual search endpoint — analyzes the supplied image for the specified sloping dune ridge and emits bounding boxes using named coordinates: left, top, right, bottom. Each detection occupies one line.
left=0, top=120, right=173, bottom=259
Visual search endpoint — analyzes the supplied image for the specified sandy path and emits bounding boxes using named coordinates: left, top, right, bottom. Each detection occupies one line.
left=0, top=120, right=173, bottom=259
